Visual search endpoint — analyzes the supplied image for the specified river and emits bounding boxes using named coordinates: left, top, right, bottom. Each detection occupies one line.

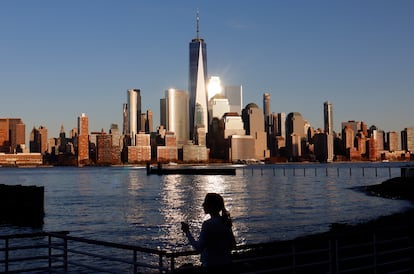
left=1, top=162, right=413, bottom=252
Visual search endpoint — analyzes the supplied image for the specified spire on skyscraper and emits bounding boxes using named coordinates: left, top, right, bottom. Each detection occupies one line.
left=196, top=9, right=200, bottom=40
left=189, top=9, right=208, bottom=141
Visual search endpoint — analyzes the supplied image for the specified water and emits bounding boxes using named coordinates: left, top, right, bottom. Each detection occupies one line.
left=1, top=162, right=413, bottom=252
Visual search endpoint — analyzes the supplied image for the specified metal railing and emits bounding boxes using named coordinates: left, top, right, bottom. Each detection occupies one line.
left=1, top=231, right=168, bottom=273
left=1, top=225, right=413, bottom=273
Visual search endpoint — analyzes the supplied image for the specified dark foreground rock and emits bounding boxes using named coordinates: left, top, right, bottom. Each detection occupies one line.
left=365, top=176, right=414, bottom=200
left=0, top=184, right=44, bottom=227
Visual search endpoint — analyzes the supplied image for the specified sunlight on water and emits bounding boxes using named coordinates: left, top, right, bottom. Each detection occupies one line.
left=0, top=163, right=413, bottom=252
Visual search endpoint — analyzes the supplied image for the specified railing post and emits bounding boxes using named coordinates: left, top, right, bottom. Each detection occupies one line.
left=48, top=235, right=52, bottom=271
left=63, top=237, right=68, bottom=272
left=329, top=238, right=338, bottom=274
left=170, top=255, right=175, bottom=273
left=334, top=239, right=339, bottom=274
left=133, top=250, right=137, bottom=273
left=373, top=233, right=377, bottom=273
left=5, top=238, right=9, bottom=273
left=158, top=253, right=163, bottom=274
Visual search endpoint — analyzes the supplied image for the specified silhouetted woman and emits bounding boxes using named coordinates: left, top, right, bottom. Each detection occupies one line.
left=181, top=193, right=236, bottom=272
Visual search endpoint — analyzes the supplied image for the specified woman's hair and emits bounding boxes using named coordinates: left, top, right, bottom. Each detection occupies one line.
left=205, top=193, right=233, bottom=227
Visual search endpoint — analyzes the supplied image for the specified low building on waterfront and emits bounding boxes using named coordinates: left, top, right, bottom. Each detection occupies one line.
left=0, top=153, right=43, bottom=166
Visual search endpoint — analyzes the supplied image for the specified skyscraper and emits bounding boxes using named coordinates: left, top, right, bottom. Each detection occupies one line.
left=0, top=118, right=26, bottom=153
left=286, top=112, right=305, bottom=159
left=189, top=12, right=208, bottom=140
left=323, top=101, right=333, bottom=135
left=263, top=93, right=271, bottom=133
left=165, top=88, right=189, bottom=146
left=223, top=85, right=243, bottom=115
left=122, top=103, right=128, bottom=135
left=323, top=101, right=334, bottom=162
left=127, top=89, right=141, bottom=145
left=77, top=113, right=89, bottom=165
left=242, top=103, right=269, bottom=160
left=401, top=127, right=414, bottom=152
left=30, top=125, right=48, bottom=154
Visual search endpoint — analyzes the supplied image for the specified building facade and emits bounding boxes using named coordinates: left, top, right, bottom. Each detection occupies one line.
left=165, top=89, right=189, bottom=146
left=223, top=85, right=243, bottom=115
left=29, top=126, right=48, bottom=154
left=323, top=101, right=334, bottom=162
left=189, top=13, right=208, bottom=140
left=127, top=88, right=141, bottom=145
left=285, top=112, right=305, bottom=159
left=0, top=118, right=26, bottom=153
left=401, top=127, right=413, bottom=152
left=77, top=113, right=89, bottom=165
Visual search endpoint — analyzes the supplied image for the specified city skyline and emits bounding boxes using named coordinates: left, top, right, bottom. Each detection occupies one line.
left=1, top=1, right=413, bottom=138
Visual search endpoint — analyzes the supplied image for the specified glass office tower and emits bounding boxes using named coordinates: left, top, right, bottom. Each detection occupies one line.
left=189, top=13, right=208, bottom=140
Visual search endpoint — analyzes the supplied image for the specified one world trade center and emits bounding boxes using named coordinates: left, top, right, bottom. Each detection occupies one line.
left=188, top=12, right=208, bottom=142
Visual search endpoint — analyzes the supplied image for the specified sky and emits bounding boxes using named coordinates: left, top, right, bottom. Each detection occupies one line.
left=1, top=0, right=413, bottom=140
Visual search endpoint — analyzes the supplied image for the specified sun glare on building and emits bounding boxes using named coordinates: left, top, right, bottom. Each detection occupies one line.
left=207, top=76, right=223, bottom=101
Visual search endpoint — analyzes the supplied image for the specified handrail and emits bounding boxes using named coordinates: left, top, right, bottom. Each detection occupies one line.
left=47, top=232, right=167, bottom=256
left=1, top=225, right=413, bottom=273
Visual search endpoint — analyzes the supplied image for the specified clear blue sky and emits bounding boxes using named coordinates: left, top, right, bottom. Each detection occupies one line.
left=1, top=0, right=413, bottom=140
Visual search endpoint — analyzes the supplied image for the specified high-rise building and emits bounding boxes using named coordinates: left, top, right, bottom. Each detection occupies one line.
left=323, top=101, right=334, bottom=162
left=341, top=120, right=361, bottom=135
left=324, top=101, right=333, bottom=135
left=146, top=110, right=153, bottom=133
left=342, top=125, right=355, bottom=151
left=122, top=103, right=128, bottom=135
left=207, top=76, right=222, bottom=102
left=387, top=131, right=399, bottom=152
left=263, top=93, right=271, bottom=132
left=127, top=89, right=141, bottom=145
left=77, top=113, right=89, bottom=165
left=401, top=127, right=414, bottom=152
left=96, top=132, right=112, bottom=165
left=160, top=98, right=166, bottom=128
left=376, top=130, right=385, bottom=151
left=209, top=94, right=230, bottom=124
left=242, top=103, right=269, bottom=160
left=223, top=113, right=245, bottom=139
left=165, top=88, right=189, bottom=146
left=285, top=112, right=306, bottom=159
left=223, top=85, right=243, bottom=115
left=0, top=118, right=26, bottom=153
left=109, top=124, right=121, bottom=148
left=189, top=12, right=208, bottom=140
left=30, top=125, right=48, bottom=154
left=272, top=112, right=286, bottom=137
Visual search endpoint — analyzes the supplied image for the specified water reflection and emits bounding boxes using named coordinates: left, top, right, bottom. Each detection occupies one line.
left=1, top=164, right=413, bottom=251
